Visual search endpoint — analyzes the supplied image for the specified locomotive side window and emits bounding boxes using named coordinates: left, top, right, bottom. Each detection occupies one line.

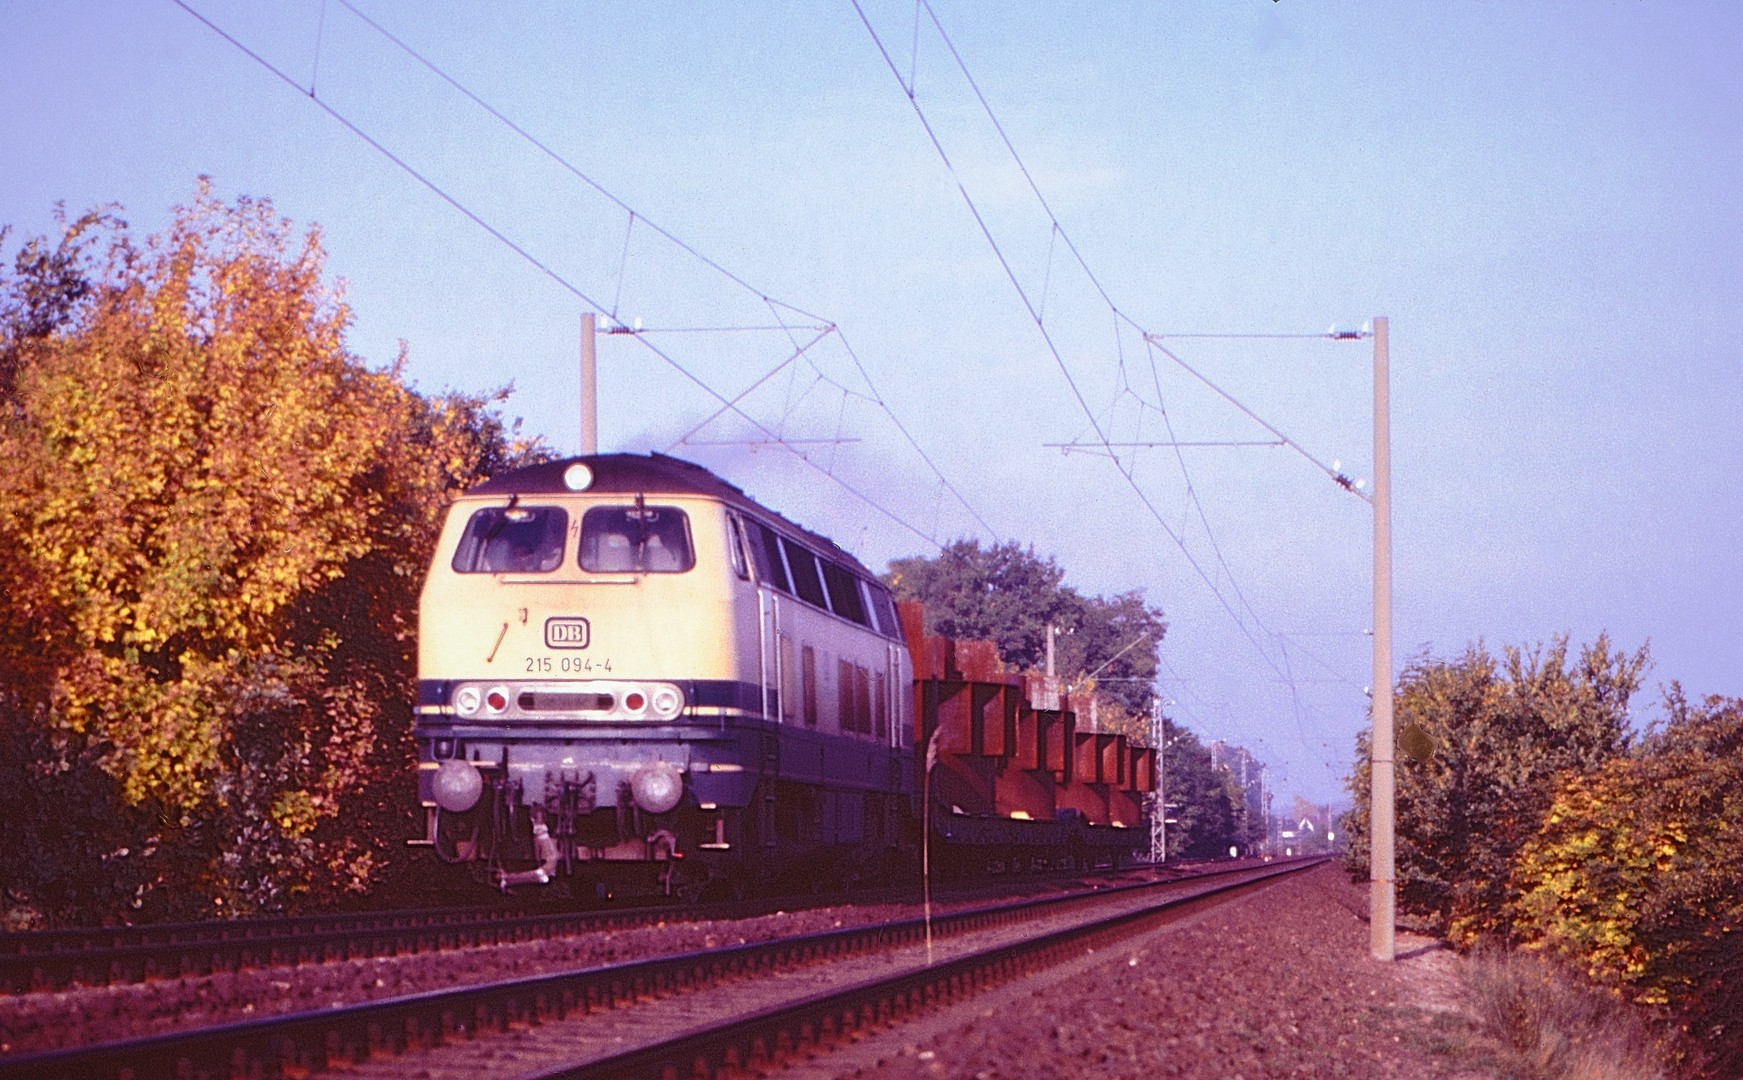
left=451, top=506, right=569, bottom=574
left=726, top=515, right=750, bottom=580
left=867, top=582, right=902, bottom=641
left=782, top=538, right=829, bottom=609
left=747, top=522, right=791, bottom=593
left=579, top=506, right=695, bottom=573
left=857, top=581, right=883, bottom=634
left=822, top=562, right=868, bottom=626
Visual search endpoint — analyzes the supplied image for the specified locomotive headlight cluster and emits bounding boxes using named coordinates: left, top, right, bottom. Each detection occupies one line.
left=446, top=680, right=686, bottom=720
left=615, top=683, right=685, bottom=720
left=562, top=462, right=594, bottom=490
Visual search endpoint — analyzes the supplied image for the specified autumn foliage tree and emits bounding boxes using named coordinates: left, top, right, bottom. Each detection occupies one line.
left=0, top=184, right=544, bottom=925
left=1507, top=689, right=1743, bottom=1073
left=1341, top=634, right=1648, bottom=944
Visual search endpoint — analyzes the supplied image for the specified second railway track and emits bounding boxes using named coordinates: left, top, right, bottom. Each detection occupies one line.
left=0, top=862, right=1229, bottom=995
left=0, top=856, right=1327, bottom=1080
left=0, top=896, right=788, bottom=996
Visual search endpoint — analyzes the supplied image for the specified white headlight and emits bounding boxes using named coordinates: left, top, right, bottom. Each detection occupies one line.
left=563, top=462, right=594, bottom=490
left=650, top=685, right=683, bottom=719
left=454, top=686, right=481, bottom=716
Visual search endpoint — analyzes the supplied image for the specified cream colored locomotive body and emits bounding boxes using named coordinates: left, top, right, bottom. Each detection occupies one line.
left=413, top=454, right=913, bottom=895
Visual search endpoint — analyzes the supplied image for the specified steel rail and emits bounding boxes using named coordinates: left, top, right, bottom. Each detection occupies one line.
left=0, top=860, right=1224, bottom=995
left=0, top=857, right=1324, bottom=1080
left=0, top=901, right=691, bottom=995
left=0, top=886, right=929, bottom=995
left=558, top=856, right=1328, bottom=1080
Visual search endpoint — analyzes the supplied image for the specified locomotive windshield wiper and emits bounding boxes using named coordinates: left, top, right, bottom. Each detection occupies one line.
left=633, top=492, right=650, bottom=570
left=481, top=493, right=522, bottom=543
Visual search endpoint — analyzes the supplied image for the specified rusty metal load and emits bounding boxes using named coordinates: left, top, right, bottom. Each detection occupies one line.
left=897, top=603, right=1156, bottom=864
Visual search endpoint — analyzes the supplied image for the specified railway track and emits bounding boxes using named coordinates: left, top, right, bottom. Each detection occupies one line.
left=0, top=856, right=1326, bottom=1080
left=0, top=893, right=856, bottom=996
left=0, top=861, right=1223, bottom=995
left=1, top=902, right=575, bottom=995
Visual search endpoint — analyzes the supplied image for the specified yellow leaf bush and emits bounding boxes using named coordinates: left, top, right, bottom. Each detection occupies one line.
left=0, top=183, right=547, bottom=922
left=1508, top=690, right=1743, bottom=1072
left=1341, top=635, right=1648, bottom=943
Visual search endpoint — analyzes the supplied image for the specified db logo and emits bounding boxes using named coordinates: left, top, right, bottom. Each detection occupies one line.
left=544, top=618, right=590, bottom=649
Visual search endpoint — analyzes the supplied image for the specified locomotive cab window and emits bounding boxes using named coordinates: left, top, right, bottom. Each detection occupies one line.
left=451, top=506, right=568, bottom=574
left=580, top=505, right=695, bottom=573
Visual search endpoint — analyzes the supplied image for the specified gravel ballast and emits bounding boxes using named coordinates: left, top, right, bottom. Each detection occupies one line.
left=801, top=862, right=1506, bottom=1079
left=1, top=863, right=1510, bottom=1078
left=0, top=900, right=925, bottom=1056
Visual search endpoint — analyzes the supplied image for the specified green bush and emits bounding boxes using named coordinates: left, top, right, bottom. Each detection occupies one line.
left=1342, top=635, right=1647, bottom=942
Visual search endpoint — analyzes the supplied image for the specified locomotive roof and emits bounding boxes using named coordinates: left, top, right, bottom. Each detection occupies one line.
left=465, top=453, right=876, bottom=578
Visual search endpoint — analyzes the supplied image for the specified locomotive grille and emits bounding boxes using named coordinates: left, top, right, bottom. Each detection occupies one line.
left=517, top=691, right=616, bottom=712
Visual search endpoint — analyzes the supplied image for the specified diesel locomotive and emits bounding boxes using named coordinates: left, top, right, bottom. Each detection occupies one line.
left=411, top=453, right=1155, bottom=898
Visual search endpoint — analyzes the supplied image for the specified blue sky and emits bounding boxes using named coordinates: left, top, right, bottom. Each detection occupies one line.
left=4, top=1, right=1739, bottom=806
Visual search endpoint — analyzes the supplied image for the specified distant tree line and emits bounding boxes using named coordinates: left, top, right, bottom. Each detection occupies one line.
left=886, top=538, right=1262, bottom=858
left=0, top=184, right=546, bottom=927
left=1343, top=636, right=1742, bottom=1075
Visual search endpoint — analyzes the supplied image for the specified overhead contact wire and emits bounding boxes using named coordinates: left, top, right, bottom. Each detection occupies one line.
left=665, top=328, right=836, bottom=452
left=334, top=0, right=998, bottom=536
left=854, top=0, right=1292, bottom=685
left=171, top=0, right=613, bottom=315
left=331, top=0, right=833, bottom=326
left=1146, top=349, right=1267, bottom=631
left=175, top=0, right=995, bottom=548
left=172, top=0, right=948, bottom=552
left=862, top=4, right=1377, bottom=780
left=924, top=0, right=1367, bottom=499
left=1145, top=336, right=1371, bottom=504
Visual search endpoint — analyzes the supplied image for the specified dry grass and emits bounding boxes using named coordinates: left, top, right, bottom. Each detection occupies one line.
left=1457, top=947, right=1683, bottom=1080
